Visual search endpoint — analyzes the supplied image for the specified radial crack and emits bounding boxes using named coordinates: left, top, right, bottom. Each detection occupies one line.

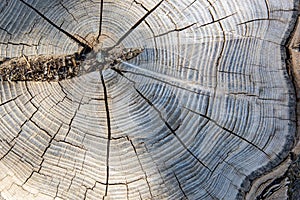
left=112, top=69, right=212, bottom=171
left=173, top=172, right=188, bottom=199
left=0, top=94, right=21, bottom=106
left=0, top=41, right=36, bottom=47
left=154, top=23, right=197, bottom=38
left=100, top=71, right=112, bottom=199
left=64, top=101, right=82, bottom=140
left=59, top=1, right=77, bottom=22
left=238, top=18, right=284, bottom=26
left=264, top=0, right=270, bottom=19
left=40, top=124, right=62, bottom=160
left=127, top=137, right=153, bottom=198
left=97, top=0, right=104, bottom=41
left=18, top=0, right=91, bottom=50
left=214, top=21, right=225, bottom=88
left=184, top=107, right=271, bottom=158
left=21, top=124, right=64, bottom=186
left=183, top=0, right=197, bottom=11
left=110, top=0, right=164, bottom=49
left=197, top=13, right=236, bottom=29
left=132, top=0, right=149, bottom=12
left=0, top=26, right=12, bottom=35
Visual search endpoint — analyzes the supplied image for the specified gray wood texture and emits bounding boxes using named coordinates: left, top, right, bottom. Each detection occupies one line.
left=0, top=0, right=299, bottom=199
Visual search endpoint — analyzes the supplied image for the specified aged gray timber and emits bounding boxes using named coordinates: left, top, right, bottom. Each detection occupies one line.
left=0, top=0, right=299, bottom=199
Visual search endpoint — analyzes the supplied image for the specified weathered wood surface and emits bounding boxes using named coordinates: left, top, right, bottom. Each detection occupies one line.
left=0, top=0, right=299, bottom=199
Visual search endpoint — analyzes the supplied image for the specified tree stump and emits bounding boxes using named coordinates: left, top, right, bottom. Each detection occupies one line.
left=0, top=0, right=299, bottom=199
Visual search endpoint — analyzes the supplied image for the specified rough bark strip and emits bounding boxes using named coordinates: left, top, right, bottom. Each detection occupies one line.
left=286, top=10, right=300, bottom=200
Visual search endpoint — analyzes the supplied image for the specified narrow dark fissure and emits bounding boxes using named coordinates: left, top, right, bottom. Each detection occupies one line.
left=128, top=138, right=153, bottom=198
left=184, top=106, right=271, bottom=158
left=19, top=0, right=92, bottom=52
left=111, top=68, right=211, bottom=172
left=114, top=66, right=271, bottom=158
left=100, top=71, right=112, bottom=198
left=133, top=86, right=211, bottom=171
left=154, top=23, right=196, bottom=38
left=109, top=0, right=164, bottom=50
left=173, top=171, right=188, bottom=199
left=263, top=0, right=270, bottom=19
left=97, top=0, right=104, bottom=41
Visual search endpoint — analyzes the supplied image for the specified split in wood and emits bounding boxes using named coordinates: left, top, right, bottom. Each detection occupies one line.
left=0, top=47, right=144, bottom=82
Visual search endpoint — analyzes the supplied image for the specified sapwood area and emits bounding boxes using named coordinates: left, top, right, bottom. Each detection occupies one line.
left=0, top=0, right=299, bottom=199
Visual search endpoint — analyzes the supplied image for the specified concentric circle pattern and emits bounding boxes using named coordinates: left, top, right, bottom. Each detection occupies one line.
left=0, top=0, right=298, bottom=199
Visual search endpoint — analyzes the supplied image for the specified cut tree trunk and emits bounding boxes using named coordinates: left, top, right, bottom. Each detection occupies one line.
left=0, top=0, right=299, bottom=199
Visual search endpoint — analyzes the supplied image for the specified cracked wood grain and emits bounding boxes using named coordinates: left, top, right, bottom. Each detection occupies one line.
left=97, top=0, right=104, bottom=41
left=100, top=70, right=112, bottom=199
left=18, top=0, right=91, bottom=50
left=128, top=138, right=153, bottom=199
left=0, top=0, right=298, bottom=200
left=110, top=0, right=164, bottom=49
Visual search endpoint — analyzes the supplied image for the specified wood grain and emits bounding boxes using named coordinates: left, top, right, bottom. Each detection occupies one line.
left=0, top=0, right=298, bottom=199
